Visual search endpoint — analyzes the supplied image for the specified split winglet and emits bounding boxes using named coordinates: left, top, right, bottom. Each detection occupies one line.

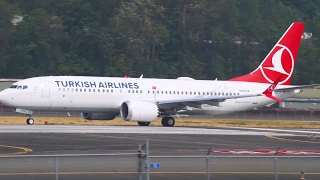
left=262, top=75, right=283, bottom=102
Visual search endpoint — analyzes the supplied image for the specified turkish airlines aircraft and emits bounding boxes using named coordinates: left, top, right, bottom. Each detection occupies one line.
left=0, top=22, right=317, bottom=127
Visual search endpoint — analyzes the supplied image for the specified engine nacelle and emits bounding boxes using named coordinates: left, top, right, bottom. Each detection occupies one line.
left=81, top=112, right=118, bottom=120
left=120, top=100, right=158, bottom=122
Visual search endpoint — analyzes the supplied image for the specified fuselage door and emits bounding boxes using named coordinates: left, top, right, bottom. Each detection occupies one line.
left=252, top=96, right=258, bottom=104
left=251, top=87, right=258, bottom=104
left=42, top=84, right=50, bottom=98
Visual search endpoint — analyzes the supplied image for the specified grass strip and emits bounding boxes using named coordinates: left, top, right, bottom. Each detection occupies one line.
left=0, top=116, right=319, bottom=128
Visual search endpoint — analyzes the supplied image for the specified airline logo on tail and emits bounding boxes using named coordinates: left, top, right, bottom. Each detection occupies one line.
left=229, top=22, right=304, bottom=85
left=260, top=44, right=294, bottom=84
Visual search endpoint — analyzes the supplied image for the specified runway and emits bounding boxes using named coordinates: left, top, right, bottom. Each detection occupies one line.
left=0, top=125, right=319, bottom=180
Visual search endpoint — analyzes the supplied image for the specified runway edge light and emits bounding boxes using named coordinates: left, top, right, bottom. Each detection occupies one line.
left=150, top=163, right=160, bottom=169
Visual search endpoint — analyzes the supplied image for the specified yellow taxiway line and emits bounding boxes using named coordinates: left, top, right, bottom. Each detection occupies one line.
left=266, top=135, right=320, bottom=144
left=0, top=144, right=33, bottom=155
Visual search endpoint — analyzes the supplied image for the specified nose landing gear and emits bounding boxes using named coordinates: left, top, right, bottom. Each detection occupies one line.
left=26, top=117, right=34, bottom=125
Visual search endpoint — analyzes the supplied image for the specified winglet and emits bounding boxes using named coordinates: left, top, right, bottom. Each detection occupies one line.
left=262, top=75, right=283, bottom=102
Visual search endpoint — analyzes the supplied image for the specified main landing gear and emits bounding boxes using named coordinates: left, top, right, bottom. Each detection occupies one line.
left=161, top=117, right=175, bottom=127
left=137, top=116, right=176, bottom=127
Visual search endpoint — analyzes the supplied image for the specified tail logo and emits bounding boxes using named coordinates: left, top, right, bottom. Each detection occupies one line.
left=268, top=84, right=276, bottom=92
left=259, top=44, right=294, bottom=85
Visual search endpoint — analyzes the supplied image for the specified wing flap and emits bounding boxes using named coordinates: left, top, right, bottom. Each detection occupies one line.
left=157, top=94, right=261, bottom=109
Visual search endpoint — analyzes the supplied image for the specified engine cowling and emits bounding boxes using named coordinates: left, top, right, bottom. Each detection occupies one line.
left=120, top=100, right=159, bottom=122
left=81, top=112, right=118, bottom=120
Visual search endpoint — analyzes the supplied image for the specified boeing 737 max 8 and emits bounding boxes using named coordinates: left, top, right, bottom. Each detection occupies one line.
left=0, top=22, right=318, bottom=127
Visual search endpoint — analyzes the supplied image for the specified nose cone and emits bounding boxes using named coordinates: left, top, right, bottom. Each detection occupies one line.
left=0, top=90, right=10, bottom=106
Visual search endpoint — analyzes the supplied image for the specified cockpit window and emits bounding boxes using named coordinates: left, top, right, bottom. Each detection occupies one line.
left=10, top=85, right=28, bottom=90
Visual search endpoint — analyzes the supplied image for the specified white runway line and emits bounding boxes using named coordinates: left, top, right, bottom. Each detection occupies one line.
left=0, top=125, right=297, bottom=136
left=219, top=126, right=320, bottom=135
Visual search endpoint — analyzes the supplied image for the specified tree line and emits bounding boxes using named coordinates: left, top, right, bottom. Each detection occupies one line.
left=1, top=0, right=320, bottom=84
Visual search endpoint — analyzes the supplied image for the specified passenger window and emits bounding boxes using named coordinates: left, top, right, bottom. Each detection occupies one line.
left=89, top=89, right=91, bottom=92
left=103, top=89, right=105, bottom=93
left=98, top=89, right=100, bottom=92
left=76, top=88, right=78, bottom=92
left=93, top=89, right=95, bottom=92
left=198, top=92, right=200, bottom=95
left=111, top=89, right=113, bottom=93
left=177, top=91, right=179, bottom=94
left=128, top=90, right=130, bottom=93
left=80, top=89, right=82, bottom=92
left=140, top=90, right=142, bottom=93
left=148, top=90, right=150, bottom=94
left=173, top=91, right=175, bottom=94
left=210, top=92, right=213, bottom=95
left=63, top=88, right=65, bottom=91
left=59, top=88, right=61, bottom=91
left=136, top=90, right=138, bottom=93
left=169, top=91, right=171, bottom=94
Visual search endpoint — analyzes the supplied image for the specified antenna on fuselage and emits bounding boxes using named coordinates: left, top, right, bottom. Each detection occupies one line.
left=139, top=74, right=143, bottom=78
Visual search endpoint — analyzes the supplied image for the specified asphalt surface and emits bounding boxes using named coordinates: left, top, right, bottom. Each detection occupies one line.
left=0, top=125, right=319, bottom=180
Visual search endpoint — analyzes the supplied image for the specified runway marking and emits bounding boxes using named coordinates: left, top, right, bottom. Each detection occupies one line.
left=223, top=126, right=320, bottom=135
left=0, top=145, right=33, bottom=155
left=0, top=171, right=319, bottom=175
left=0, top=125, right=295, bottom=136
left=82, top=133, right=238, bottom=147
left=266, top=135, right=320, bottom=144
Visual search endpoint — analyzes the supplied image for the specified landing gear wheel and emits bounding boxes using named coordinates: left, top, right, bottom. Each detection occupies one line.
left=26, top=118, right=34, bottom=125
left=161, top=117, right=175, bottom=127
left=138, top=122, right=150, bottom=126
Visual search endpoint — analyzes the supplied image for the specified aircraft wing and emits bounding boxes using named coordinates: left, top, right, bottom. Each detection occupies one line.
left=274, top=84, right=320, bottom=92
left=157, top=94, right=262, bottom=110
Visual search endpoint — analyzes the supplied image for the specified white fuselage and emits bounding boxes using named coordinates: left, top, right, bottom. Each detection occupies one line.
left=0, top=76, right=300, bottom=116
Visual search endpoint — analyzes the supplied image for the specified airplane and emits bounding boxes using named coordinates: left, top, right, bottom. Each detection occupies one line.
left=0, top=22, right=318, bottom=127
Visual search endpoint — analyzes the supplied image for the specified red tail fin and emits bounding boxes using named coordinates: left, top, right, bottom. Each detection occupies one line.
left=229, top=22, right=305, bottom=85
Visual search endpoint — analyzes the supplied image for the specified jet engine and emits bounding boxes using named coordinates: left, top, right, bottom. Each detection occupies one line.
left=81, top=112, right=118, bottom=120
left=120, top=100, right=159, bottom=122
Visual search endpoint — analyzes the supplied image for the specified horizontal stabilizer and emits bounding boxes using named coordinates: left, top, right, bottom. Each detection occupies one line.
left=274, top=84, right=320, bottom=92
